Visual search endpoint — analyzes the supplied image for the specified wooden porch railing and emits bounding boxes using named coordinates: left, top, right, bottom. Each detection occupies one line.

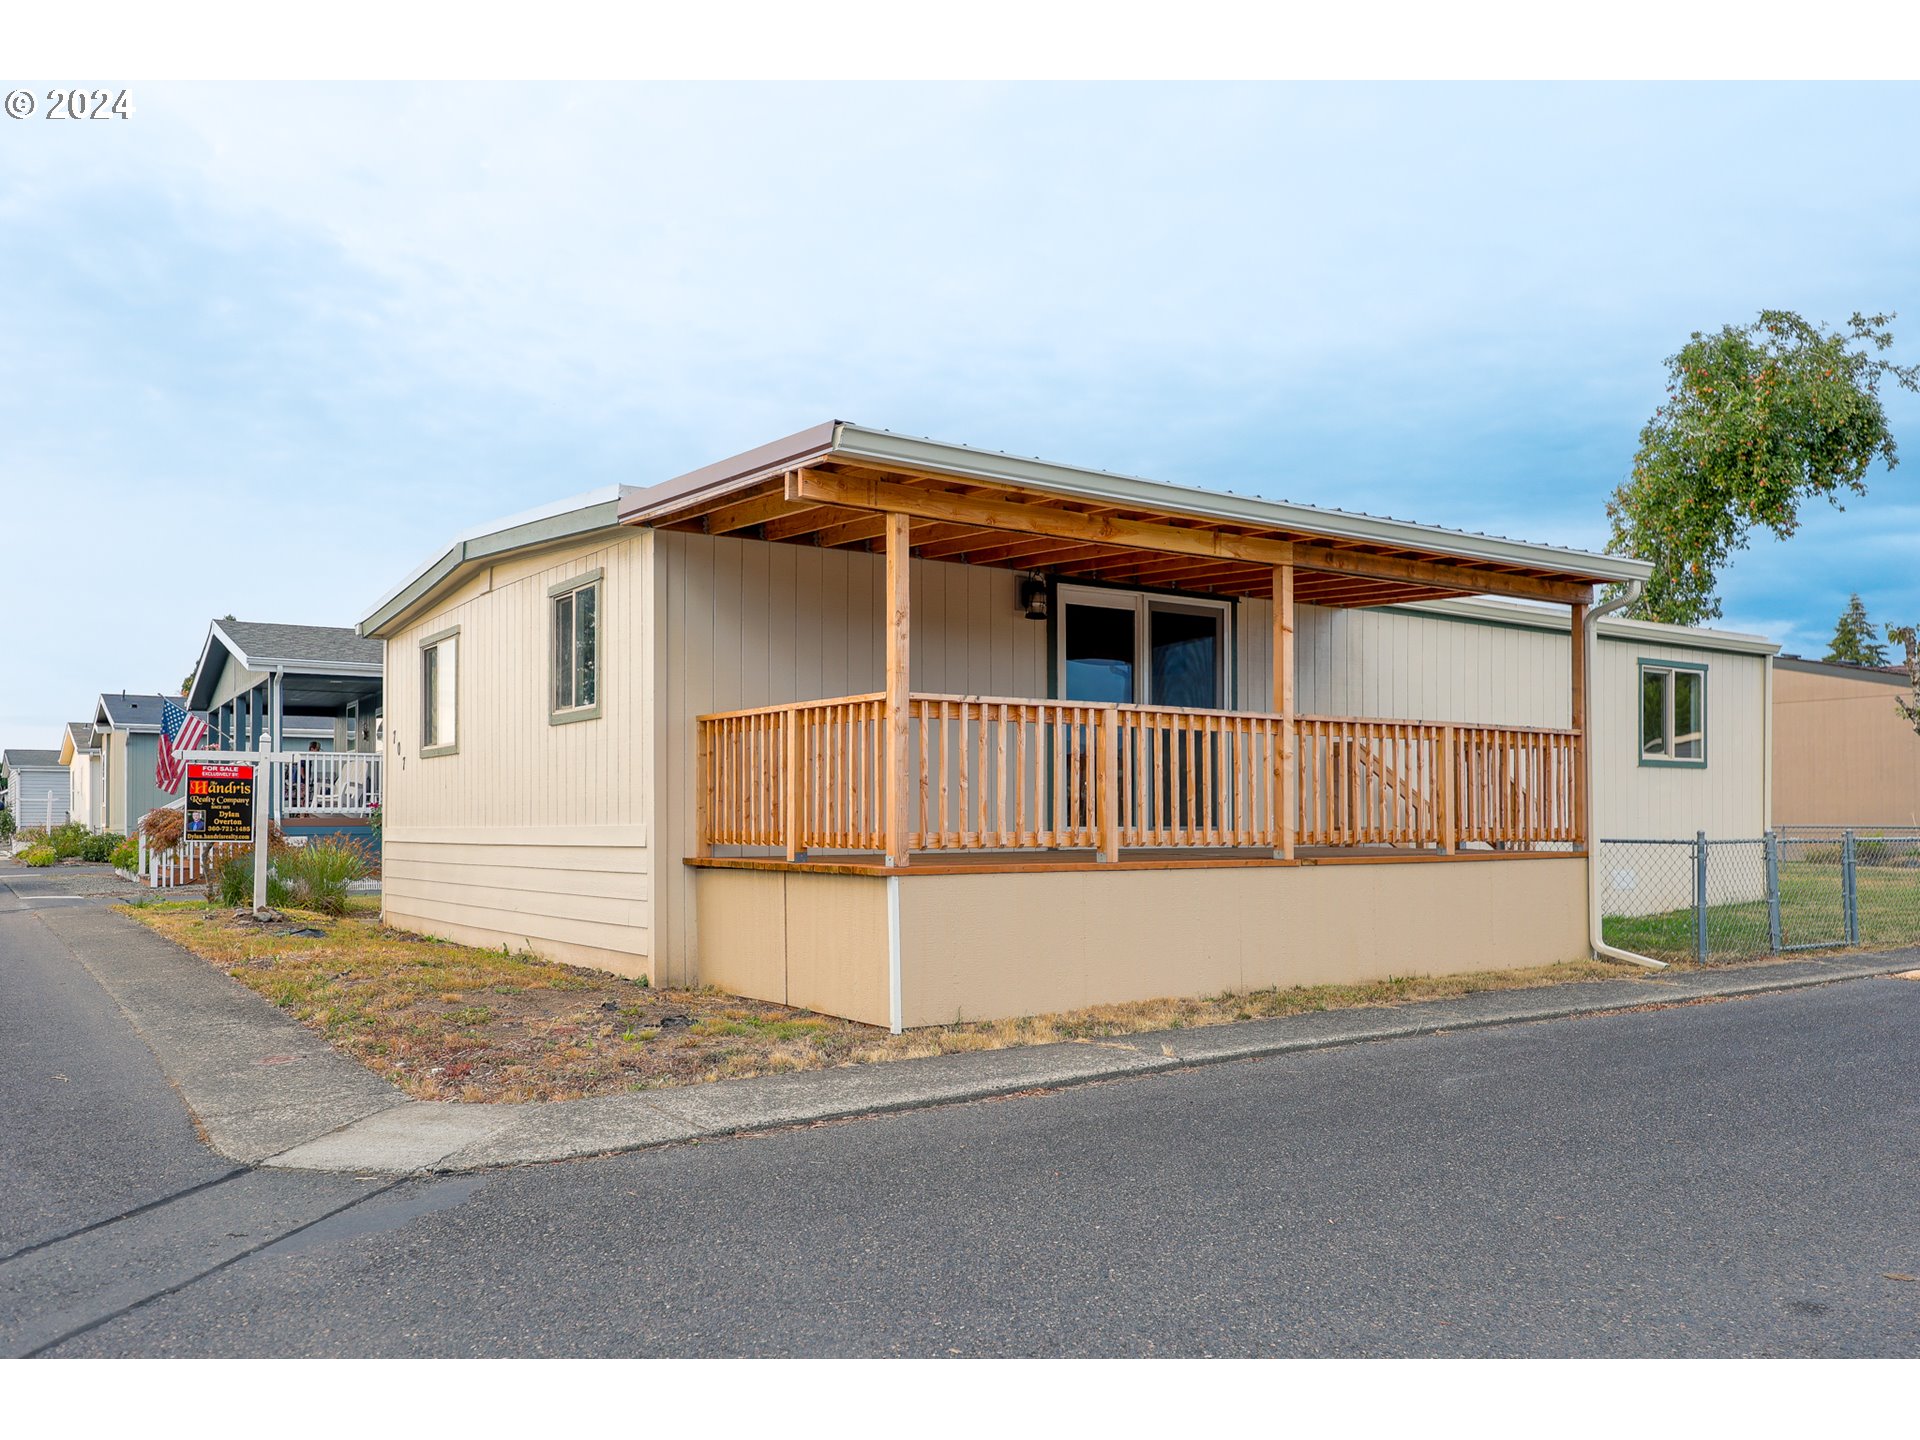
left=696, top=694, right=1582, bottom=861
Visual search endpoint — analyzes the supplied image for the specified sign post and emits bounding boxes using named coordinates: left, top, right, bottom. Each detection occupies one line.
left=252, top=760, right=269, bottom=912
left=185, top=760, right=265, bottom=912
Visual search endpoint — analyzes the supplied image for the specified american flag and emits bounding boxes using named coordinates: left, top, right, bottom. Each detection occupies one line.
left=156, top=697, right=209, bottom=793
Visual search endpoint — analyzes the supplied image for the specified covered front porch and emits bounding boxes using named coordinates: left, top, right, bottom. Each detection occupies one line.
left=620, top=422, right=1643, bottom=1025
left=185, top=618, right=386, bottom=823
left=626, top=428, right=1614, bottom=872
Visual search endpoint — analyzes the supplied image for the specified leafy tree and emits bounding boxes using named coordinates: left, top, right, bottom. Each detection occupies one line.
left=1607, top=311, right=1920, bottom=625
left=1888, top=625, right=1920, bottom=736
left=1825, top=593, right=1890, bottom=666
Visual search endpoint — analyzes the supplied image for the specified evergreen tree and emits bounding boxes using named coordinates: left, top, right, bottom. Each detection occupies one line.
left=1826, top=593, right=1889, bottom=666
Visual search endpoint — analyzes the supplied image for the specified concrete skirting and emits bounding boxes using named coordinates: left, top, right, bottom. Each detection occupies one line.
left=696, top=855, right=1591, bottom=1028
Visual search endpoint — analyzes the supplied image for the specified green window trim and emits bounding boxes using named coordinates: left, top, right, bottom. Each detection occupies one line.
left=548, top=568, right=604, bottom=725
left=1637, top=658, right=1708, bottom=769
left=419, top=624, right=461, bottom=758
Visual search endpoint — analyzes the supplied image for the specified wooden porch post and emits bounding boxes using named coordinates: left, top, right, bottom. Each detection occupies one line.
left=783, top=705, right=802, bottom=862
left=1571, top=599, right=1589, bottom=850
left=884, top=511, right=912, bottom=867
left=1274, top=563, right=1296, bottom=860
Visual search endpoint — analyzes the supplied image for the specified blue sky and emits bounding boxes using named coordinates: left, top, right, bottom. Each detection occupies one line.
left=4, top=82, right=1917, bottom=754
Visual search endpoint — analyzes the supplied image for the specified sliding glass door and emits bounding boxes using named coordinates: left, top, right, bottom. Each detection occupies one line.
left=1059, top=586, right=1229, bottom=707
left=1057, top=586, right=1232, bottom=841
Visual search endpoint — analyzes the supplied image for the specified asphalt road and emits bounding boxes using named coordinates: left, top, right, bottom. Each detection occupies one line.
left=4, top=867, right=1919, bottom=1356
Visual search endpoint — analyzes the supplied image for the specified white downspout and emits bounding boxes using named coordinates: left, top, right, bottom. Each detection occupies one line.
left=1585, top=579, right=1668, bottom=970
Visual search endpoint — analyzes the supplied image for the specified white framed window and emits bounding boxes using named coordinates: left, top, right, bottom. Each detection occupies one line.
left=420, top=626, right=459, bottom=757
left=1055, top=583, right=1232, bottom=708
left=1639, top=660, right=1706, bottom=767
left=549, top=570, right=602, bottom=724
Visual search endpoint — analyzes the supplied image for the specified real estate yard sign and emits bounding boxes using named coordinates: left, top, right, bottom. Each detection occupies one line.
left=186, top=762, right=254, bottom=842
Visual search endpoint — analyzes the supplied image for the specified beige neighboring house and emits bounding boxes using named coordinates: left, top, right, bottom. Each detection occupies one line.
left=60, top=722, right=106, bottom=831
left=1773, top=655, right=1920, bottom=825
left=360, top=422, right=1773, bottom=1030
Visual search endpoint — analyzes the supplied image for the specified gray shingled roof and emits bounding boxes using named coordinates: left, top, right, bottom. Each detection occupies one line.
left=3, top=749, right=62, bottom=769
left=220, top=620, right=383, bottom=671
left=96, top=692, right=173, bottom=730
left=66, top=722, right=98, bottom=752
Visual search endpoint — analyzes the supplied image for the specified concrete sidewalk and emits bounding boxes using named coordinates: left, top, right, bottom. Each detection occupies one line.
left=31, top=902, right=1918, bottom=1176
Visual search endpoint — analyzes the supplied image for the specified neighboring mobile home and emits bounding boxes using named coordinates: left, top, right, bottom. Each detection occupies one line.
left=184, top=619, right=385, bottom=844
left=4, top=748, right=71, bottom=829
left=1772, top=655, right=1920, bottom=825
left=92, top=692, right=179, bottom=835
left=60, top=722, right=105, bottom=831
left=361, top=422, right=1769, bottom=1028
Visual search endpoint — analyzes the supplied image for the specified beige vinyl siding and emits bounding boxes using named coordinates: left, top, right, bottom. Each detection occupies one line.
left=68, top=752, right=103, bottom=830
left=103, top=731, right=130, bottom=833
left=381, top=529, right=655, bottom=977
left=1591, top=636, right=1767, bottom=839
left=1773, top=666, right=1920, bottom=825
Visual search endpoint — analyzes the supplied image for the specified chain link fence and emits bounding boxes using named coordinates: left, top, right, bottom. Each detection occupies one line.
left=1598, top=828, right=1920, bottom=964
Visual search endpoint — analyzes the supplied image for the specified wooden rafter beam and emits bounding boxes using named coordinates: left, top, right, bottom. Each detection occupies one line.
left=759, top=504, right=864, bottom=542
left=954, top=536, right=1119, bottom=568
left=791, top=468, right=1298, bottom=567
left=790, top=468, right=1593, bottom=606
left=701, top=486, right=797, bottom=536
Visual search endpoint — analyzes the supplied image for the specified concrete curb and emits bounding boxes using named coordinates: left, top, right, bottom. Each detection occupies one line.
left=44, top=903, right=1920, bottom=1176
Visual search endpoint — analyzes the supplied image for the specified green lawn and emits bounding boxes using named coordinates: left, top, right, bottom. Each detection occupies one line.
left=1602, top=861, right=1920, bottom=962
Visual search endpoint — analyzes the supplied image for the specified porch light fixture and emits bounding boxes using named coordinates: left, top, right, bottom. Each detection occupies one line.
left=1019, top=572, right=1049, bottom=621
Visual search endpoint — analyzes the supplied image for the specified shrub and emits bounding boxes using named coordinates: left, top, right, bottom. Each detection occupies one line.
left=280, top=835, right=370, bottom=916
left=109, top=836, right=140, bottom=872
left=209, top=846, right=294, bottom=908
left=140, top=808, right=184, bottom=852
left=47, top=822, right=92, bottom=858
left=79, top=832, right=117, bottom=863
left=0, top=808, right=15, bottom=842
left=19, top=844, right=57, bottom=867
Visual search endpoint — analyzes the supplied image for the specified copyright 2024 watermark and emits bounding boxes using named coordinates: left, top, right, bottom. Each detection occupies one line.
left=7, top=88, right=134, bottom=120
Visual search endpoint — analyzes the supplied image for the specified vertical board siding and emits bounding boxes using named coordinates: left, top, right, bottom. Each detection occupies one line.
left=1591, top=636, right=1768, bottom=839
left=380, top=530, right=654, bottom=972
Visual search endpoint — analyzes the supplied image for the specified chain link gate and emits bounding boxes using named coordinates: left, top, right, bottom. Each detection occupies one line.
left=1599, top=828, right=1920, bottom=964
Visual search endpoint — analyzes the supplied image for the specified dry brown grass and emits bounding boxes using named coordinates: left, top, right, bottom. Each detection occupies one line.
left=123, top=900, right=1637, bottom=1103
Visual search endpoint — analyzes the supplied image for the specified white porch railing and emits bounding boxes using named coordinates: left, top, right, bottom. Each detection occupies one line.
left=278, top=752, right=381, bottom=815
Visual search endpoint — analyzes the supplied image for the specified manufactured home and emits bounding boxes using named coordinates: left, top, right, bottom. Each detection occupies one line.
left=1773, top=655, right=1920, bottom=825
left=60, top=722, right=105, bottom=831
left=4, top=749, right=70, bottom=830
left=362, top=423, right=1772, bottom=1028
left=91, top=692, right=181, bottom=835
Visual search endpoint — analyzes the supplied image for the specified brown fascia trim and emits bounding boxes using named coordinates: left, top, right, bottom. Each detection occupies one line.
left=1775, top=655, right=1911, bottom=685
left=617, top=420, right=839, bottom=526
